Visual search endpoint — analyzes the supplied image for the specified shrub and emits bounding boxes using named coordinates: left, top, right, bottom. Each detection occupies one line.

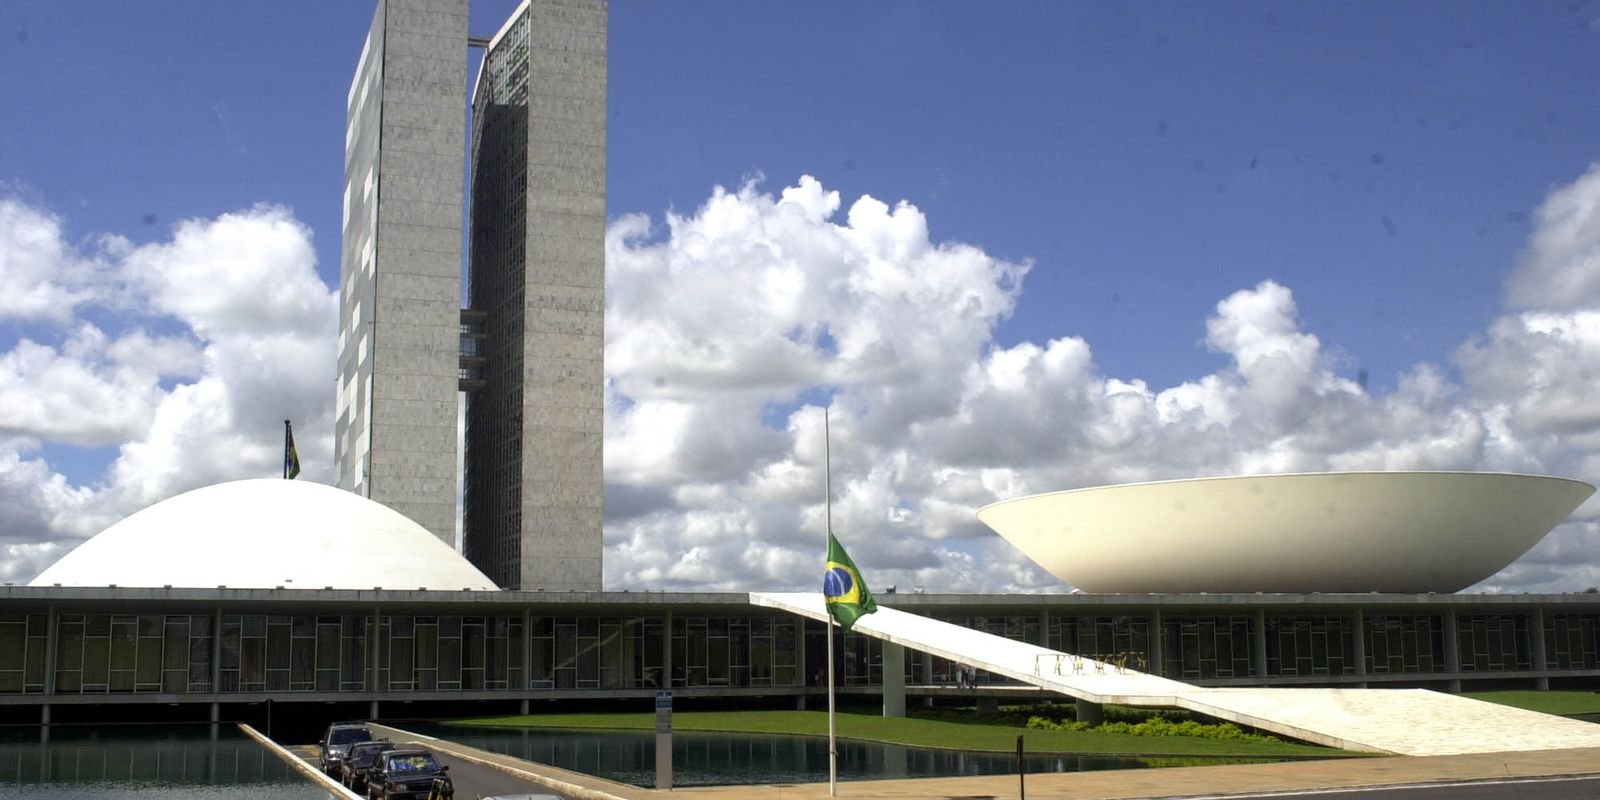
left=1025, top=714, right=1280, bottom=744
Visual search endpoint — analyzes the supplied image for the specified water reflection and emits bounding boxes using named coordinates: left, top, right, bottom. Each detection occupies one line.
left=0, top=725, right=331, bottom=799
left=412, top=724, right=1282, bottom=788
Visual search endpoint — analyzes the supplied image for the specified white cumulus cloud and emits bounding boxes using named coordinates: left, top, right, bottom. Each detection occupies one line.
left=6, top=165, right=1600, bottom=596
left=602, top=172, right=1600, bottom=595
left=0, top=199, right=336, bottom=581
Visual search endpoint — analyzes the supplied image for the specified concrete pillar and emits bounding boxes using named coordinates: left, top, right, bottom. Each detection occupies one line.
left=522, top=607, right=532, bottom=691
left=662, top=610, right=674, bottom=689
left=1149, top=610, right=1163, bottom=677
left=210, top=702, right=219, bottom=742
left=370, top=700, right=380, bottom=720
left=43, top=606, right=57, bottom=696
left=369, top=606, right=382, bottom=692
left=1443, top=609, right=1461, bottom=692
left=1253, top=608, right=1269, bottom=681
left=1076, top=700, right=1103, bottom=725
left=40, top=704, right=50, bottom=726
left=1040, top=609, right=1052, bottom=648
left=882, top=642, right=905, bottom=718
left=917, top=645, right=934, bottom=707
left=1532, top=609, right=1549, bottom=690
left=1351, top=608, right=1367, bottom=688
left=785, top=611, right=796, bottom=689
left=520, top=698, right=530, bottom=715
left=210, top=607, right=223, bottom=692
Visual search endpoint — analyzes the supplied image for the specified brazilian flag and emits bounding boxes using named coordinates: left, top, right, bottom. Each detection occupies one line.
left=823, top=532, right=877, bottom=631
left=284, top=420, right=301, bottom=480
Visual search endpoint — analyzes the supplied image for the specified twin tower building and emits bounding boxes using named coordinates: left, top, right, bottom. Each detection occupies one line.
left=335, top=0, right=606, bottom=590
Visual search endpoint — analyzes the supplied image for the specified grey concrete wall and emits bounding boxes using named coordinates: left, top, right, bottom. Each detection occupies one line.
left=517, top=0, right=606, bottom=591
left=339, top=0, right=468, bottom=546
left=335, top=2, right=386, bottom=496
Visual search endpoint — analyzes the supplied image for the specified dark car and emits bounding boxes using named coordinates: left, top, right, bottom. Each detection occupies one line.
left=367, top=748, right=451, bottom=800
left=317, top=721, right=374, bottom=776
left=340, top=739, right=397, bottom=791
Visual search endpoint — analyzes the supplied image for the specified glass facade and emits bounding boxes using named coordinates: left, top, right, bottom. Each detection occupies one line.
left=376, top=615, right=521, bottom=691
left=670, top=616, right=800, bottom=689
left=1364, top=614, right=1447, bottom=674
left=1456, top=614, right=1531, bottom=672
left=1047, top=615, right=1151, bottom=672
left=54, top=613, right=212, bottom=694
left=804, top=620, right=881, bottom=687
left=1546, top=613, right=1600, bottom=670
left=6, top=603, right=1600, bottom=698
left=1163, top=615, right=1252, bottom=679
left=463, top=7, right=532, bottom=589
left=218, top=614, right=364, bottom=693
left=0, top=612, right=48, bottom=693
left=15, top=610, right=808, bottom=696
left=1265, top=615, right=1355, bottom=677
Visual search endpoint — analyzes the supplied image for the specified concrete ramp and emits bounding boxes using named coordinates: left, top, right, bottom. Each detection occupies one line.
left=751, top=591, right=1600, bottom=756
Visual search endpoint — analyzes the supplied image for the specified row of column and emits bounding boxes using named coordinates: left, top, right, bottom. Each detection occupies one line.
left=19, top=602, right=1560, bottom=725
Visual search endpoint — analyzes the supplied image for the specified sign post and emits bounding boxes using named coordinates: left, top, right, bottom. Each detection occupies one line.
left=655, top=690, right=673, bottom=790
left=1017, top=734, right=1025, bottom=799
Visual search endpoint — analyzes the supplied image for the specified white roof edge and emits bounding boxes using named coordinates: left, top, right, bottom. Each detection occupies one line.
left=976, top=471, right=1597, bottom=515
left=471, top=0, right=531, bottom=107
left=487, top=0, right=532, bottom=51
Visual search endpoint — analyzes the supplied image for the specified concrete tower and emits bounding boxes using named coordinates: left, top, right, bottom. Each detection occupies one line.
left=339, top=0, right=605, bottom=590
left=463, top=0, right=606, bottom=590
left=336, top=0, right=469, bottom=547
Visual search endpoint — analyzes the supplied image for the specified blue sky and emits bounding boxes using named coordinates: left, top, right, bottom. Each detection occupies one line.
left=7, top=1, right=1596, bottom=388
left=2, top=1, right=1599, bottom=591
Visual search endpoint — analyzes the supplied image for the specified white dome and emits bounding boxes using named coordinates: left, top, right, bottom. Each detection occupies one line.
left=977, top=472, right=1595, bottom=594
left=31, top=479, right=498, bottom=591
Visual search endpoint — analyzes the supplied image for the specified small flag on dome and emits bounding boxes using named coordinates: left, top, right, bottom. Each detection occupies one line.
left=283, top=419, right=301, bottom=480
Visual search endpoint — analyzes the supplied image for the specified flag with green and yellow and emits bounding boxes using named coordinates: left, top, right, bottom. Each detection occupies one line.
left=823, top=532, right=877, bottom=631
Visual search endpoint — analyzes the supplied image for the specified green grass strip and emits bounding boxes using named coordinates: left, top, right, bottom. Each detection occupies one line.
left=441, top=710, right=1342, bottom=757
left=1464, top=690, right=1600, bottom=715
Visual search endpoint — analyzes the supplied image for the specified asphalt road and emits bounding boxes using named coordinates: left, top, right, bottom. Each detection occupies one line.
left=1183, top=775, right=1600, bottom=800
left=415, top=742, right=572, bottom=800
left=292, top=744, right=571, bottom=800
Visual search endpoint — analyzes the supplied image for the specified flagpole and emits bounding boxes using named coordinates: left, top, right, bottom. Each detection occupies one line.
left=825, top=407, right=837, bottom=797
left=283, top=420, right=290, bottom=479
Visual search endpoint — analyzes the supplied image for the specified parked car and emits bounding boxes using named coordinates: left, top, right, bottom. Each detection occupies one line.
left=317, top=721, right=374, bottom=776
left=367, top=747, right=452, bottom=800
left=340, top=739, right=397, bottom=791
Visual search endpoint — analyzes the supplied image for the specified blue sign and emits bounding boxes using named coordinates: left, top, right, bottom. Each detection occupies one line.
left=656, top=690, right=672, bottom=710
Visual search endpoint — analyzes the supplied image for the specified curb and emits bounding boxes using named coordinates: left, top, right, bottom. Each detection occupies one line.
left=370, top=722, right=635, bottom=800
left=240, top=722, right=363, bottom=800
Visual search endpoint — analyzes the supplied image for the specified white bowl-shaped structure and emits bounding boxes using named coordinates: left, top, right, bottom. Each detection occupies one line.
left=977, top=472, right=1594, bottom=594
left=30, top=479, right=498, bottom=591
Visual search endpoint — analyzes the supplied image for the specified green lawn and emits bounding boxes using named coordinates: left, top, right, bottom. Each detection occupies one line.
left=442, top=710, right=1343, bottom=757
left=1465, top=690, right=1600, bottom=715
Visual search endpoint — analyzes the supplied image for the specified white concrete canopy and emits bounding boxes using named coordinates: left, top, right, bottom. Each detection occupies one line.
left=977, top=472, right=1595, bottom=593
left=30, top=479, right=498, bottom=591
left=752, top=592, right=1600, bottom=756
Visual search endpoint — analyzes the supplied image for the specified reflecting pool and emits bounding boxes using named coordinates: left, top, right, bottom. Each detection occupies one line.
left=0, top=725, right=333, bottom=799
left=408, top=724, right=1287, bottom=788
